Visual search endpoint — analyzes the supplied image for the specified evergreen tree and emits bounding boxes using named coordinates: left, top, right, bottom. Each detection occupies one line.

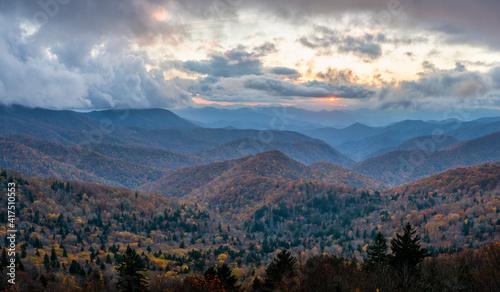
left=263, top=250, right=298, bottom=291
left=204, top=263, right=240, bottom=291
left=15, top=253, right=25, bottom=271
left=390, top=223, right=429, bottom=269
left=69, top=260, right=84, bottom=275
left=251, top=277, right=264, bottom=292
left=50, top=247, right=58, bottom=262
left=363, top=232, right=390, bottom=271
left=43, top=253, right=51, bottom=270
left=116, top=246, right=149, bottom=292
left=106, top=253, right=113, bottom=264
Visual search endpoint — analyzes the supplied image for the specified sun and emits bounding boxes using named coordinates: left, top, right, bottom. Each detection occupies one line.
left=329, top=97, right=336, bottom=102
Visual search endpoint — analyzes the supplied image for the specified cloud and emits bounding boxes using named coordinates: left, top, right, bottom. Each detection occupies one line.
left=378, top=63, right=500, bottom=110
left=316, top=67, right=360, bottom=85
left=191, top=75, right=374, bottom=103
left=1, top=0, right=500, bottom=110
left=0, top=0, right=193, bottom=109
left=269, top=67, right=300, bottom=76
left=253, top=42, right=277, bottom=56
left=298, top=26, right=338, bottom=54
left=239, top=0, right=500, bottom=49
left=299, top=26, right=382, bottom=60
left=183, top=48, right=262, bottom=77
left=338, top=35, right=382, bottom=60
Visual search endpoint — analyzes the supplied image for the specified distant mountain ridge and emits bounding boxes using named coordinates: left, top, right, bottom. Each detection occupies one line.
left=84, top=108, right=198, bottom=129
left=305, top=117, right=500, bottom=161
left=192, top=137, right=353, bottom=166
left=351, top=131, right=500, bottom=186
left=367, top=135, right=459, bottom=158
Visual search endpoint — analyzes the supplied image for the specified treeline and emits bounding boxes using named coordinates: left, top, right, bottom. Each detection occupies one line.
left=5, top=222, right=495, bottom=291
left=148, top=224, right=499, bottom=292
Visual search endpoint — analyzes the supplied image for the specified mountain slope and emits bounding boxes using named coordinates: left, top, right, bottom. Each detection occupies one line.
left=193, top=137, right=353, bottom=166
left=352, top=131, right=500, bottom=185
left=84, top=108, right=198, bottom=129
left=0, top=135, right=167, bottom=188
left=397, top=162, right=500, bottom=193
left=141, top=151, right=383, bottom=202
left=0, top=105, right=328, bottom=154
left=367, top=134, right=459, bottom=158
left=309, top=161, right=388, bottom=189
left=304, top=123, right=381, bottom=146
left=305, top=117, right=500, bottom=161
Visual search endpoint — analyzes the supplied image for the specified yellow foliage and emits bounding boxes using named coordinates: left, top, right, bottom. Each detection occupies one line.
left=217, top=254, right=228, bottom=262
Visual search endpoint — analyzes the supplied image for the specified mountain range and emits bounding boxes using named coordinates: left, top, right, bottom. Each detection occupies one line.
left=2, top=105, right=500, bottom=189
left=1, top=104, right=499, bottom=291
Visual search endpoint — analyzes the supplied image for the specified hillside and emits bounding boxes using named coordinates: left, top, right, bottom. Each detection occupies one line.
left=0, top=135, right=167, bottom=188
left=304, top=123, right=381, bottom=146
left=1, top=161, right=499, bottom=290
left=84, top=108, right=198, bottom=130
left=352, top=131, right=500, bottom=186
left=305, top=118, right=500, bottom=161
left=0, top=105, right=328, bottom=154
left=309, top=161, right=388, bottom=190
left=192, top=137, right=353, bottom=166
left=142, top=151, right=386, bottom=213
left=367, top=134, right=459, bottom=158
left=140, top=151, right=319, bottom=198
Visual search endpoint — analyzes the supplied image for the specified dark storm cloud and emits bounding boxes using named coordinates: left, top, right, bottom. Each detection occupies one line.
left=0, top=0, right=192, bottom=109
left=184, top=48, right=262, bottom=77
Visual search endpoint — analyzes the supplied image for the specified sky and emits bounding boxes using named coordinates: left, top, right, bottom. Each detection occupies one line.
left=1, top=0, right=500, bottom=112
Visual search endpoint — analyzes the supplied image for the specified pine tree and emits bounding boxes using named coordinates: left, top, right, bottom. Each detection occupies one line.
left=390, top=223, right=429, bottom=269
left=50, top=247, right=58, bottom=262
left=43, top=253, right=51, bottom=270
left=106, top=253, right=113, bottom=264
left=204, top=263, right=241, bottom=291
left=263, top=250, right=298, bottom=291
left=116, top=246, right=149, bottom=292
left=252, top=277, right=264, bottom=292
left=15, top=253, right=25, bottom=271
left=363, top=232, right=390, bottom=271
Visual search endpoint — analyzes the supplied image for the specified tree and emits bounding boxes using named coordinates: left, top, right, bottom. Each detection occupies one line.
left=363, top=232, right=390, bottom=271
left=390, top=223, right=429, bottom=269
left=116, top=246, right=149, bottom=292
left=252, top=277, right=264, bottom=292
left=69, top=260, right=85, bottom=276
left=264, top=250, right=298, bottom=291
left=43, top=253, right=51, bottom=270
left=204, top=263, right=240, bottom=292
